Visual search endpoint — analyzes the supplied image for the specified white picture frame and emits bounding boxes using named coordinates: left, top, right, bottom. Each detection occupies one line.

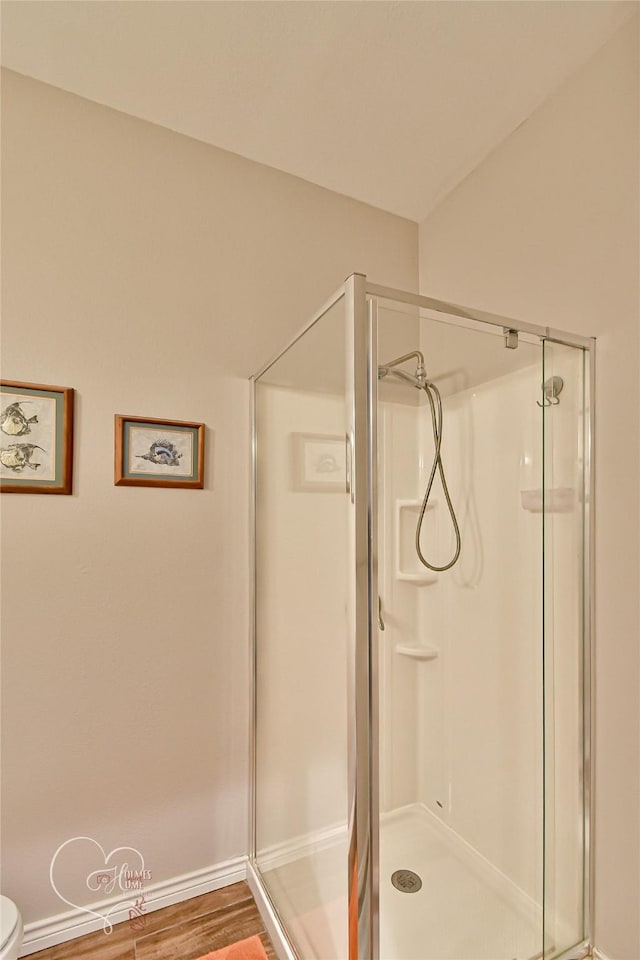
left=292, top=432, right=346, bottom=493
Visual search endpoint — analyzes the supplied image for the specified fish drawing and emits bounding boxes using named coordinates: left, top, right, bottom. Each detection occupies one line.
left=1, top=401, right=38, bottom=437
left=315, top=453, right=340, bottom=474
left=137, top=440, right=182, bottom=467
left=0, top=443, right=45, bottom=472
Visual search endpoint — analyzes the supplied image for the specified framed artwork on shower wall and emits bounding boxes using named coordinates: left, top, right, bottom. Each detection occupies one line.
left=291, top=432, right=347, bottom=492
left=0, top=380, right=74, bottom=494
left=114, top=415, right=205, bottom=488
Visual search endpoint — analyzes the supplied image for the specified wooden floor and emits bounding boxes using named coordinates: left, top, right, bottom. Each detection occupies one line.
left=28, top=882, right=278, bottom=960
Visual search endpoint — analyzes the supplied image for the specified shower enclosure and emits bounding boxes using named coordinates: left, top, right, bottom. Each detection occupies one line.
left=248, top=275, right=593, bottom=960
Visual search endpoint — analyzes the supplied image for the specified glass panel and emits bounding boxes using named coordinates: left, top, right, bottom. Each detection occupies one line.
left=254, top=295, right=350, bottom=960
left=376, top=302, right=545, bottom=960
left=542, top=340, right=587, bottom=957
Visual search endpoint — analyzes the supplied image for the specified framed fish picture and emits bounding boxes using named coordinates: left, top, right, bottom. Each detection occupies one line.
left=114, top=415, right=205, bottom=488
left=0, top=380, right=74, bottom=494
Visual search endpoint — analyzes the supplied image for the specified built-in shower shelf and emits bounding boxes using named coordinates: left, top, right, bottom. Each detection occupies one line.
left=520, top=487, right=576, bottom=513
left=395, top=644, right=439, bottom=661
left=396, top=572, right=438, bottom=584
left=396, top=499, right=438, bottom=584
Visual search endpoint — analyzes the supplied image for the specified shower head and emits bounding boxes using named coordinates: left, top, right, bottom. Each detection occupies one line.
left=378, top=350, right=427, bottom=388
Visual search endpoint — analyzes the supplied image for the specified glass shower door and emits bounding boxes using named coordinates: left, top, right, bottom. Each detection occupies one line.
left=375, top=301, right=547, bottom=960
left=541, top=338, right=589, bottom=958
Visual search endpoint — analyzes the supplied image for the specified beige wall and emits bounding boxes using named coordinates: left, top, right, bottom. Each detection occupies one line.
left=0, top=68, right=417, bottom=928
left=418, top=19, right=639, bottom=959
left=3, top=17, right=637, bottom=953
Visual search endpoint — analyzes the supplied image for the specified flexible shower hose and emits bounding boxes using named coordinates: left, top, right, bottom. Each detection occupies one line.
left=416, top=381, right=461, bottom=571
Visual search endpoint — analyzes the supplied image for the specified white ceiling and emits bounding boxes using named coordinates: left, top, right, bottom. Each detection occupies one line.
left=1, top=0, right=635, bottom=222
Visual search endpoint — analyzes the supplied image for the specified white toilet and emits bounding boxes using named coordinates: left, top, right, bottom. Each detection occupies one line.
left=0, top=897, right=23, bottom=960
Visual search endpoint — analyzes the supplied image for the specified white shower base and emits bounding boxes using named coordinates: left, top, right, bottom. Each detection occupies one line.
left=380, top=805, right=541, bottom=960
left=257, top=804, right=542, bottom=960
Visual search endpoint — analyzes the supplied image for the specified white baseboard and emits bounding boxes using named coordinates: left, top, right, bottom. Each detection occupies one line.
left=592, top=950, right=612, bottom=960
left=255, top=821, right=347, bottom=874
left=19, top=855, right=247, bottom=957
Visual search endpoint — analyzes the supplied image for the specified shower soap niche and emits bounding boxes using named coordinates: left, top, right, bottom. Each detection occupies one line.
left=395, top=644, right=439, bottom=661
left=395, top=499, right=438, bottom=584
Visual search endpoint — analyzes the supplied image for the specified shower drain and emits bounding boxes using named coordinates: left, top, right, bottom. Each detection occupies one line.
left=391, top=869, right=422, bottom=893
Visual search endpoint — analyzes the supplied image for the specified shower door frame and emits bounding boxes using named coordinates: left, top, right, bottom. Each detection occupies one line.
left=248, top=273, right=596, bottom=960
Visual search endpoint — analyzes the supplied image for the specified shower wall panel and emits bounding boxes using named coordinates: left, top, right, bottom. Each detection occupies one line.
left=415, top=365, right=544, bottom=903
left=378, top=399, right=423, bottom=813
left=378, top=345, right=585, bottom=953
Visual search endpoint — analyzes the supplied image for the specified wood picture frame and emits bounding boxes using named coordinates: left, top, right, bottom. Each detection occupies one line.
left=114, top=415, right=205, bottom=488
left=0, top=380, right=74, bottom=494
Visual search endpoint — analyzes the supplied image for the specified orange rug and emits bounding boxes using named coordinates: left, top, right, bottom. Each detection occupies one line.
left=196, top=934, right=269, bottom=960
